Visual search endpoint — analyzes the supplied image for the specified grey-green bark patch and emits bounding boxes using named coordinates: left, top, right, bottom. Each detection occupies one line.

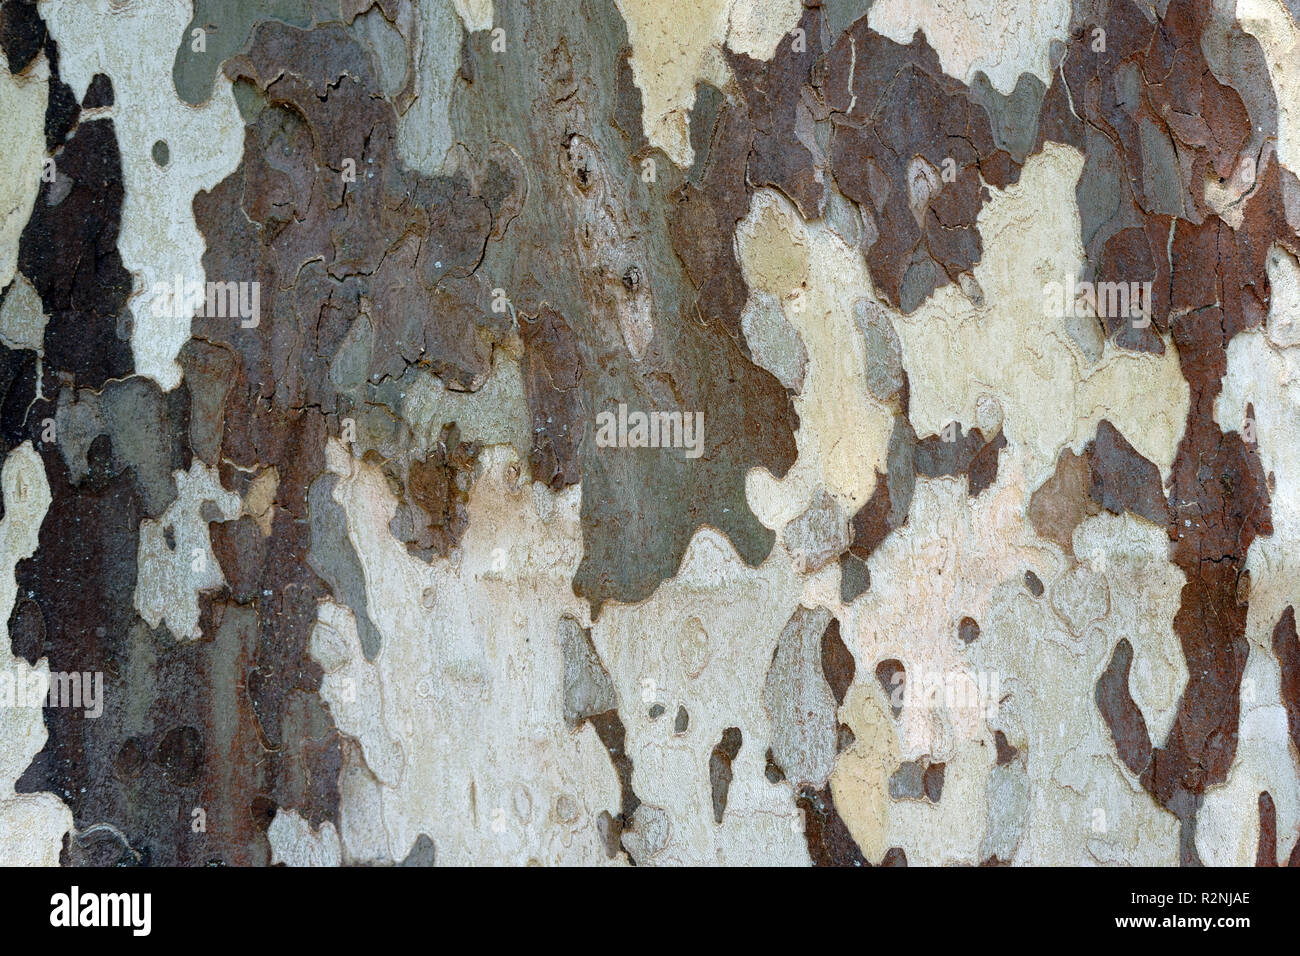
left=970, top=71, right=1047, bottom=164
left=54, top=378, right=186, bottom=519
left=230, top=76, right=267, bottom=123
left=854, top=297, right=903, bottom=401
left=393, top=0, right=462, bottom=176
left=349, top=5, right=408, bottom=100
left=783, top=488, right=848, bottom=574
left=764, top=606, right=837, bottom=788
left=171, top=0, right=318, bottom=106
left=820, top=0, right=876, bottom=45
left=559, top=615, right=618, bottom=728
left=740, top=290, right=807, bottom=393
left=443, top=0, right=796, bottom=616
left=308, top=474, right=383, bottom=660
left=0, top=272, right=46, bottom=351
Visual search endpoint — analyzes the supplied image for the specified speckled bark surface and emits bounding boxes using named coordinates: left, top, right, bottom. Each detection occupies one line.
left=1, top=0, right=1298, bottom=866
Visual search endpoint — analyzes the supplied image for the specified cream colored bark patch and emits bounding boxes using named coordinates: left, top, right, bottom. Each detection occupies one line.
left=0, top=51, right=47, bottom=295
left=891, top=144, right=1188, bottom=489
left=396, top=0, right=463, bottom=176
left=0, top=444, right=73, bottom=865
left=326, top=442, right=622, bottom=865
left=1197, top=642, right=1300, bottom=864
left=326, top=429, right=823, bottom=863
left=812, top=428, right=1181, bottom=861
left=0, top=272, right=48, bottom=353
left=749, top=450, right=1044, bottom=862
left=589, top=528, right=810, bottom=865
left=1210, top=325, right=1300, bottom=863
left=452, top=0, right=493, bottom=33
left=869, top=0, right=1072, bottom=93
left=134, top=461, right=241, bottom=641
left=738, top=189, right=894, bottom=530
left=312, top=601, right=404, bottom=787
left=1217, top=327, right=1300, bottom=679
left=1239, top=0, right=1300, bottom=175
left=614, top=0, right=803, bottom=167
left=1263, top=246, right=1300, bottom=348
left=42, top=0, right=246, bottom=392
left=268, top=809, right=343, bottom=867
left=1073, top=514, right=1187, bottom=746
left=725, top=0, right=805, bottom=61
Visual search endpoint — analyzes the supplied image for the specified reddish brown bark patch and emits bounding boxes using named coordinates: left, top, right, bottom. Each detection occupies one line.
left=820, top=616, right=855, bottom=706
left=1257, top=791, right=1278, bottom=867
left=1273, top=606, right=1300, bottom=758
left=817, top=21, right=1023, bottom=312
left=1087, top=419, right=1169, bottom=526
left=1096, top=638, right=1153, bottom=777
left=519, top=307, right=584, bottom=490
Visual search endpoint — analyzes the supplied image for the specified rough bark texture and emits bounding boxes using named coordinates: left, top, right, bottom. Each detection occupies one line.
left=0, top=0, right=1299, bottom=866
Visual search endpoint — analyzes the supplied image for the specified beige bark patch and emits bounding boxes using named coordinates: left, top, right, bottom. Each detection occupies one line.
left=891, top=145, right=1188, bottom=489
left=326, top=442, right=623, bottom=865
left=0, top=51, right=47, bottom=295
left=614, top=0, right=803, bottom=167
left=0, top=272, right=48, bottom=353
left=268, top=809, right=343, bottom=866
left=42, top=0, right=246, bottom=391
left=739, top=189, right=894, bottom=529
left=1240, top=0, right=1300, bottom=175
left=134, top=461, right=241, bottom=641
left=831, top=689, right=897, bottom=861
left=241, top=466, right=278, bottom=537
left=0, top=444, right=73, bottom=865
left=869, top=0, right=1072, bottom=93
